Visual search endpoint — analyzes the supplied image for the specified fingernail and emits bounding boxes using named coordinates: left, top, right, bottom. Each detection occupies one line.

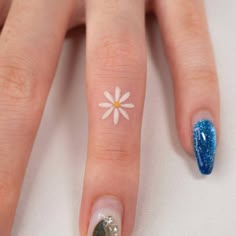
left=192, top=112, right=217, bottom=175
left=88, top=196, right=123, bottom=236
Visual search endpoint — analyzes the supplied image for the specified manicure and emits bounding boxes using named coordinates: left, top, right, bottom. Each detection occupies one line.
left=192, top=112, right=217, bottom=175
left=88, top=196, right=123, bottom=236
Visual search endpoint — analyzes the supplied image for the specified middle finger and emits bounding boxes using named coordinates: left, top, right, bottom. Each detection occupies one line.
left=80, top=0, right=147, bottom=235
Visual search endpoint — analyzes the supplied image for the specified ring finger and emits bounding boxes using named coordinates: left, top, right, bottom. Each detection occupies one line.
left=154, top=0, right=220, bottom=174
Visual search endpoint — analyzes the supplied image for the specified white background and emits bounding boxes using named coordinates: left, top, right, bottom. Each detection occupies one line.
left=11, top=1, right=236, bottom=235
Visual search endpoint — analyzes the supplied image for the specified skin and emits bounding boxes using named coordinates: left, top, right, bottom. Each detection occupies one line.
left=0, top=0, right=219, bottom=235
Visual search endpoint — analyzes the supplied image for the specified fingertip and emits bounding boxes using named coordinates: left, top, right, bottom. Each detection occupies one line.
left=177, top=109, right=219, bottom=175
left=87, top=196, right=123, bottom=236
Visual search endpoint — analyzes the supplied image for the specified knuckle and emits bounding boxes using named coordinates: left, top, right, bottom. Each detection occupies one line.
left=187, top=67, right=218, bottom=85
left=90, top=133, right=138, bottom=166
left=0, top=57, right=37, bottom=101
left=177, top=2, right=206, bottom=38
left=89, top=34, right=145, bottom=78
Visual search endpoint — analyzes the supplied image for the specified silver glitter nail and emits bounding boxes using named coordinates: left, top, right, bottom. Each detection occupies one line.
left=103, top=216, right=119, bottom=236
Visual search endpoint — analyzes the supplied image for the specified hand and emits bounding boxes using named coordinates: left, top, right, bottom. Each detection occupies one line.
left=0, top=0, right=219, bottom=235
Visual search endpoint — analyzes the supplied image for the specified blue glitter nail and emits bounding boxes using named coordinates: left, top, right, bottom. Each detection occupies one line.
left=193, top=119, right=217, bottom=175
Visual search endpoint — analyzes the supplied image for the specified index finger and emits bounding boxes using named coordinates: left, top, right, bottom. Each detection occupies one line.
left=0, top=0, right=74, bottom=234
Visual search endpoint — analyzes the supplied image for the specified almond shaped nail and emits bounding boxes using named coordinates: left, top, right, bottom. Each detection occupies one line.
left=193, top=119, right=217, bottom=175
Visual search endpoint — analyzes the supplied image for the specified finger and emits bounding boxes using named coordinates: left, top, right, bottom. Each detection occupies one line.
left=0, top=0, right=11, bottom=28
left=154, top=0, right=219, bottom=174
left=0, top=0, right=74, bottom=234
left=80, top=0, right=146, bottom=235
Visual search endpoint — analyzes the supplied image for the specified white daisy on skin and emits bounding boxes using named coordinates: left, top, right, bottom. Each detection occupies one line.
left=98, top=86, right=135, bottom=125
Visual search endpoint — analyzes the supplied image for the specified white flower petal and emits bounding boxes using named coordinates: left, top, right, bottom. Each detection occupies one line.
left=115, top=87, right=121, bottom=102
left=119, top=92, right=130, bottom=103
left=104, top=91, right=114, bottom=103
left=119, top=108, right=129, bottom=120
left=113, top=108, right=119, bottom=125
left=102, top=107, right=114, bottom=120
left=121, top=103, right=135, bottom=108
left=99, top=102, right=112, bottom=108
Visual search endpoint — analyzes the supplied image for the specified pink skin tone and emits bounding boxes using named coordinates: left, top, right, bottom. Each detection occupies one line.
left=0, top=0, right=219, bottom=235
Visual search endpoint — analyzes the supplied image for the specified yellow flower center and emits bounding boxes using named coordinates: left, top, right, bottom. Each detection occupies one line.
left=113, top=101, right=120, bottom=108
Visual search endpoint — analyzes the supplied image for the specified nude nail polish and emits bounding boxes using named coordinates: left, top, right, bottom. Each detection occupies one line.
left=193, top=112, right=217, bottom=175
left=88, top=196, right=123, bottom=236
